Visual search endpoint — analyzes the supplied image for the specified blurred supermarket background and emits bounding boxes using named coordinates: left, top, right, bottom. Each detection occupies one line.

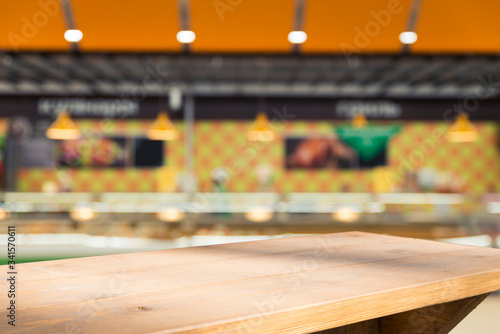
left=0, top=0, right=499, bottom=274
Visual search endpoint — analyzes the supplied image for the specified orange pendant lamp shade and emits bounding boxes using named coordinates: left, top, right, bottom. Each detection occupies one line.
left=147, top=111, right=179, bottom=141
left=46, top=111, right=81, bottom=140
left=352, top=113, right=367, bottom=128
left=448, top=113, right=479, bottom=143
left=247, top=112, right=275, bottom=141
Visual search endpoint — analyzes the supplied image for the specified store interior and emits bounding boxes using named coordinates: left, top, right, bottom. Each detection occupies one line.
left=1, top=57, right=499, bottom=265
left=0, top=1, right=499, bottom=276
left=2, top=1, right=500, bottom=331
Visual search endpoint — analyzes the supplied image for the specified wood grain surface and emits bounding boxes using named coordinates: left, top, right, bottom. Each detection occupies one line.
left=2, top=232, right=500, bottom=334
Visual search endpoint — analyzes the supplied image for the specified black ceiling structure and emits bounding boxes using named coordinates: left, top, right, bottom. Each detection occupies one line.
left=0, top=53, right=499, bottom=99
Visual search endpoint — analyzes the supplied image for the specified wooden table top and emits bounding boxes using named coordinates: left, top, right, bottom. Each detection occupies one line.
left=4, top=232, right=500, bottom=334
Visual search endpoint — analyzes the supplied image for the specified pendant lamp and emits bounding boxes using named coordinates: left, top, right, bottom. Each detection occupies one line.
left=147, top=111, right=179, bottom=141
left=352, top=113, right=367, bottom=128
left=247, top=112, right=275, bottom=141
left=448, top=113, right=478, bottom=143
left=46, top=111, right=81, bottom=140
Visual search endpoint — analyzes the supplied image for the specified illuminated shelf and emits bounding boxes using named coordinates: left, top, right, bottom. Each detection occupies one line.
left=0, top=192, right=470, bottom=214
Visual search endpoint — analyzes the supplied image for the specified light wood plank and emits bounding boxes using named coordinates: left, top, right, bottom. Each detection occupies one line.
left=312, top=319, right=379, bottom=333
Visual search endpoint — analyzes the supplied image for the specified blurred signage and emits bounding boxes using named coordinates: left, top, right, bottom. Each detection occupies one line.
left=335, top=125, right=401, bottom=163
left=20, top=138, right=53, bottom=167
left=0, top=96, right=497, bottom=120
left=335, top=100, right=402, bottom=119
left=38, top=98, right=140, bottom=118
left=285, top=126, right=400, bottom=170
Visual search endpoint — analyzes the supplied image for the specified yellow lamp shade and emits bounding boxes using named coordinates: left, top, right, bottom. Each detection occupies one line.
left=147, top=111, right=179, bottom=141
left=46, top=111, right=81, bottom=140
left=448, top=113, right=479, bottom=143
left=247, top=112, right=275, bottom=141
left=352, top=113, right=367, bottom=128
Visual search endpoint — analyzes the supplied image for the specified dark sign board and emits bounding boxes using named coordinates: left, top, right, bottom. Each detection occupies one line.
left=0, top=96, right=498, bottom=121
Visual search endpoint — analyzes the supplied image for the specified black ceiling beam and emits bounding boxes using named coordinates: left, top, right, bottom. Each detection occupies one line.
left=61, top=0, right=80, bottom=53
left=0, top=53, right=499, bottom=99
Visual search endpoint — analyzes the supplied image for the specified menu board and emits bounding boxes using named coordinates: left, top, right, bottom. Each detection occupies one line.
left=285, top=125, right=400, bottom=169
left=20, top=138, right=54, bottom=167
left=286, top=136, right=368, bottom=169
left=56, top=137, right=127, bottom=168
left=55, top=136, right=164, bottom=168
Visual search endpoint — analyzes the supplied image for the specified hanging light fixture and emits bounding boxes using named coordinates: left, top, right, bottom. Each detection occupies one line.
left=448, top=113, right=479, bottom=143
left=352, top=113, right=367, bottom=128
left=147, top=111, right=179, bottom=141
left=247, top=112, right=275, bottom=141
left=46, top=111, right=81, bottom=140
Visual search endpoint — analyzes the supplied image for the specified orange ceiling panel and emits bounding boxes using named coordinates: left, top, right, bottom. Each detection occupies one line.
left=413, top=0, right=500, bottom=53
left=72, top=0, right=181, bottom=52
left=2, top=0, right=500, bottom=54
left=302, top=0, right=412, bottom=53
left=190, top=0, right=295, bottom=53
left=0, top=0, right=68, bottom=51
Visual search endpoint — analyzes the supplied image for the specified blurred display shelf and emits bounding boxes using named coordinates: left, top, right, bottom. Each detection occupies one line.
left=484, top=194, right=500, bottom=213
left=0, top=192, right=471, bottom=214
left=0, top=192, right=497, bottom=265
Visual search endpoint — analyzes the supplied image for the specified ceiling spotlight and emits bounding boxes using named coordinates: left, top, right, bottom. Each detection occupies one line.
left=64, top=29, right=83, bottom=43
left=288, top=31, right=307, bottom=44
left=399, top=31, right=417, bottom=44
left=177, top=30, right=196, bottom=44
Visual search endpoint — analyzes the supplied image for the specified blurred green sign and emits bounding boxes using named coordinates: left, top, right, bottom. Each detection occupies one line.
left=335, top=125, right=401, bottom=161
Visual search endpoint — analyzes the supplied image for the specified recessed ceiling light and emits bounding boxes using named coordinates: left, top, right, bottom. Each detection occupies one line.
left=177, top=30, right=196, bottom=44
left=288, top=31, right=307, bottom=44
left=399, top=31, right=418, bottom=44
left=64, top=29, right=83, bottom=43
